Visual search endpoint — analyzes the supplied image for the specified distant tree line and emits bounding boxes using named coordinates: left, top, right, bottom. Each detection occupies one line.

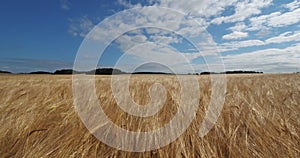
left=132, top=72, right=173, bottom=75
left=0, top=69, right=267, bottom=75
left=199, top=71, right=263, bottom=75
left=29, top=71, right=52, bottom=74
left=53, top=68, right=127, bottom=75
left=0, top=70, right=11, bottom=74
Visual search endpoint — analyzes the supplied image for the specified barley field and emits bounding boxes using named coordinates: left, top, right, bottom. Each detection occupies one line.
left=0, top=74, right=299, bottom=157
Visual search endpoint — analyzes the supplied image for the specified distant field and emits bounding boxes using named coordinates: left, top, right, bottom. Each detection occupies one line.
left=0, top=74, right=299, bottom=157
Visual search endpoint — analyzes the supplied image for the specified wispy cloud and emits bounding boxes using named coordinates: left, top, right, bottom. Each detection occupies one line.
left=220, top=31, right=300, bottom=50
left=266, top=31, right=300, bottom=44
left=117, top=0, right=142, bottom=8
left=285, top=0, right=300, bottom=11
left=0, top=58, right=73, bottom=73
left=222, top=43, right=300, bottom=72
left=68, top=16, right=95, bottom=37
left=248, top=8, right=300, bottom=30
left=60, top=0, right=71, bottom=10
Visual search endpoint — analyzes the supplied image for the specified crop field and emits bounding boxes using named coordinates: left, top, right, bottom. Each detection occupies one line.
left=0, top=74, right=299, bottom=157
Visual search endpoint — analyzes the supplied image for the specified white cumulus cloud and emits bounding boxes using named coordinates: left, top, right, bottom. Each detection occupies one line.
left=212, top=0, right=272, bottom=24
left=222, top=31, right=248, bottom=40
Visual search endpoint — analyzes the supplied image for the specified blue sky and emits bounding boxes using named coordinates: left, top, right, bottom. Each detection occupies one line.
left=0, top=0, right=299, bottom=73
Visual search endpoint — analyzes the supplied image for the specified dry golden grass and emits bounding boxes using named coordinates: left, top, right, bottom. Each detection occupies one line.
left=0, top=74, right=299, bottom=157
